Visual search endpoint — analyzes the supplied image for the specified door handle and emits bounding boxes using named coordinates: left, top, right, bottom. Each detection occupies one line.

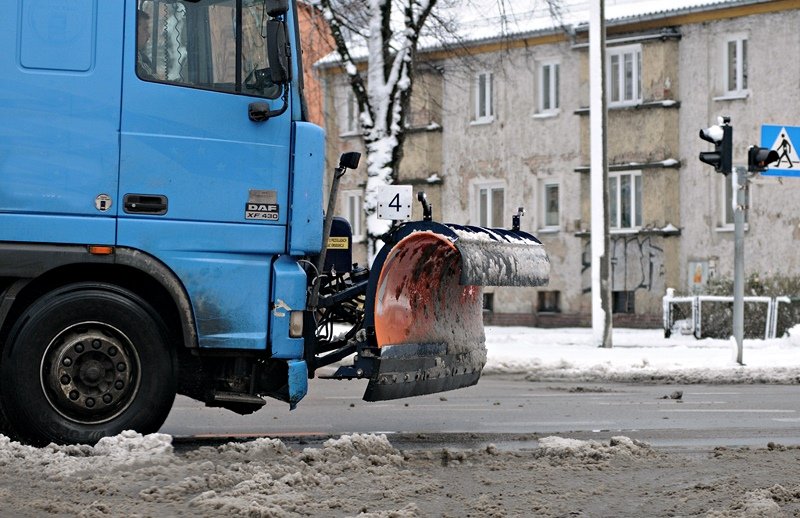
left=123, top=194, right=168, bottom=215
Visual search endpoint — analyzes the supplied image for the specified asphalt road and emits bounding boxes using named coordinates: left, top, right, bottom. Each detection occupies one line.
left=160, top=374, right=800, bottom=449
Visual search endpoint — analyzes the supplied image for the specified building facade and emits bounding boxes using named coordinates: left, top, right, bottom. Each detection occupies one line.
left=319, top=0, right=800, bottom=327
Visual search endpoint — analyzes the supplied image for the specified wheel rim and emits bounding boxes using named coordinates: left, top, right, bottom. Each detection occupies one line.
left=40, top=322, right=141, bottom=425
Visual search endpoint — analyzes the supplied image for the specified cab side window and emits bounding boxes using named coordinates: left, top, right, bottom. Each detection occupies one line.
left=136, top=0, right=279, bottom=98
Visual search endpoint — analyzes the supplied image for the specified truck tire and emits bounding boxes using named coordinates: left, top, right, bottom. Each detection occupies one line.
left=0, top=283, right=176, bottom=445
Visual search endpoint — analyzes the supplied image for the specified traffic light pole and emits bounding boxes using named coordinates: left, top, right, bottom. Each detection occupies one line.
left=733, top=166, right=746, bottom=365
left=699, top=117, right=779, bottom=365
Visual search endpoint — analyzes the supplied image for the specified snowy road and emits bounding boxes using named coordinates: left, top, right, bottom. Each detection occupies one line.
left=161, top=376, right=800, bottom=450
left=4, top=327, right=800, bottom=516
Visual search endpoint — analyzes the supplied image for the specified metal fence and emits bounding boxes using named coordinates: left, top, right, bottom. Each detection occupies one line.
left=662, top=288, right=791, bottom=340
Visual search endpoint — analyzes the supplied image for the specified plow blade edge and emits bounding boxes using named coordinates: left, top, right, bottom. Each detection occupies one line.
left=363, top=223, right=549, bottom=401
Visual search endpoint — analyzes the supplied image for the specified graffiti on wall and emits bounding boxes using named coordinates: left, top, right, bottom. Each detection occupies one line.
left=581, top=235, right=665, bottom=294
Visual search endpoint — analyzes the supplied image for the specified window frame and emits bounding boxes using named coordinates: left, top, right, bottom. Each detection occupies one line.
left=609, top=170, right=642, bottom=231
left=472, top=71, right=494, bottom=124
left=536, top=59, right=560, bottom=116
left=343, top=190, right=364, bottom=242
left=135, top=0, right=282, bottom=100
left=537, top=290, right=561, bottom=313
left=482, top=293, right=495, bottom=313
left=612, top=290, right=635, bottom=314
left=340, top=89, right=360, bottom=136
left=606, top=44, right=642, bottom=107
left=472, top=181, right=505, bottom=228
left=539, top=180, right=560, bottom=231
left=722, top=34, right=748, bottom=96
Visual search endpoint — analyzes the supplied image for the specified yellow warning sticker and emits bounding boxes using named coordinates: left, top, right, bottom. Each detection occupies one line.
left=327, top=237, right=349, bottom=249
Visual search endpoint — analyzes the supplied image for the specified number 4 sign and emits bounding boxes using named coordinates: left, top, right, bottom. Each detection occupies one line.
left=376, top=185, right=413, bottom=221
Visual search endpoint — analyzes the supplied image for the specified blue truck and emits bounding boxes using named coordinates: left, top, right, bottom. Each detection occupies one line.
left=0, top=0, right=549, bottom=445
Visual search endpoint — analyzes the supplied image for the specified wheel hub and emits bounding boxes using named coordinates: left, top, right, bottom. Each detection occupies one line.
left=41, top=323, right=139, bottom=424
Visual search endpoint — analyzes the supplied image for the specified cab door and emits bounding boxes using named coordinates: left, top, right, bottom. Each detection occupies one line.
left=0, top=0, right=123, bottom=245
left=119, top=0, right=293, bottom=350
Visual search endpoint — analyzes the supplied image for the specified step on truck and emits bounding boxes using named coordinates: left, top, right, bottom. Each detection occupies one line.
left=0, top=0, right=550, bottom=445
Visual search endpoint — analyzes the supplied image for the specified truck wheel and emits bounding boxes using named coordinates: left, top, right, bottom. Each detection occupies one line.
left=1, top=283, right=176, bottom=445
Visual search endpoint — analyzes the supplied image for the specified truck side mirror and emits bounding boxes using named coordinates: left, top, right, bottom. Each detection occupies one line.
left=267, top=20, right=290, bottom=84
left=264, top=0, right=288, bottom=17
left=339, top=152, right=361, bottom=170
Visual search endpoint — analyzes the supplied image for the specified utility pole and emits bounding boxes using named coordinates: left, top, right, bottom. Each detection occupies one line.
left=590, top=0, right=612, bottom=348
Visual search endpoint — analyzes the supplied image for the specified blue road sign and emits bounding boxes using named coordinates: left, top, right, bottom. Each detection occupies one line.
left=761, top=125, right=800, bottom=177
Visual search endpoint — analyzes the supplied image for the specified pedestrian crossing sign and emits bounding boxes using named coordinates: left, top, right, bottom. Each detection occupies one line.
left=761, top=125, right=800, bottom=177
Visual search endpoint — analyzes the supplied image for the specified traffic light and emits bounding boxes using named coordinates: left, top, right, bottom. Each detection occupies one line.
left=698, top=118, right=732, bottom=175
left=747, top=146, right=779, bottom=172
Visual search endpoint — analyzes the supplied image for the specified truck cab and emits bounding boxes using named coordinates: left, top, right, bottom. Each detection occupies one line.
left=0, top=0, right=324, bottom=445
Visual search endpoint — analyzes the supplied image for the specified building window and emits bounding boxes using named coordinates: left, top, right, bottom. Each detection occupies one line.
left=719, top=173, right=748, bottom=229
left=474, top=182, right=505, bottom=227
left=343, top=90, right=359, bottom=134
left=482, top=293, right=494, bottom=313
left=473, top=71, right=494, bottom=123
left=724, top=35, right=748, bottom=95
left=343, top=190, right=363, bottom=241
left=612, top=291, right=635, bottom=314
left=538, top=291, right=561, bottom=313
left=537, top=61, right=560, bottom=114
left=607, top=45, right=642, bottom=107
left=540, top=181, right=560, bottom=230
left=609, top=171, right=642, bottom=230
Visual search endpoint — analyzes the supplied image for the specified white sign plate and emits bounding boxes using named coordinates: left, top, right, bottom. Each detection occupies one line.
left=377, top=185, right=413, bottom=221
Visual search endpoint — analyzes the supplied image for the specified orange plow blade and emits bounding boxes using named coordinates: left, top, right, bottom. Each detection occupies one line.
left=357, top=223, right=549, bottom=401
left=365, top=231, right=486, bottom=400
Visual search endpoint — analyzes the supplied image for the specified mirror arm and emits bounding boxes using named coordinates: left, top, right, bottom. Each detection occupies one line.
left=248, top=87, right=289, bottom=122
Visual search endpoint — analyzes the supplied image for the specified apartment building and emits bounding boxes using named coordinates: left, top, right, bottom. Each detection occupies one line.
left=319, top=0, right=800, bottom=326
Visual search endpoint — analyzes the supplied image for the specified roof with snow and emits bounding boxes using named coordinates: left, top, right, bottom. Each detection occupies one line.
left=315, top=0, right=772, bottom=67
left=437, top=0, right=768, bottom=43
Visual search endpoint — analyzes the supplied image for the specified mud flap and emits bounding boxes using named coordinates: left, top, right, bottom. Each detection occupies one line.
left=359, top=222, right=549, bottom=401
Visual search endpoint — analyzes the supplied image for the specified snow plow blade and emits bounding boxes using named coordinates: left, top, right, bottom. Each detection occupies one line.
left=360, top=222, right=549, bottom=401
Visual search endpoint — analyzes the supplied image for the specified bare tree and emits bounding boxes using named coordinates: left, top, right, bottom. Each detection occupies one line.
left=310, top=0, right=434, bottom=258
left=309, top=0, right=565, bottom=258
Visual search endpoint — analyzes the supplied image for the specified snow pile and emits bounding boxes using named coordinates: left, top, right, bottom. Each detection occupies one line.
left=92, top=430, right=174, bottom=463
left=0, top=430, right=173, bottom=480
left=707, top=484, right=800, bottom=517
left=483, top=326, right=800, bottom=384
left=536, top=436, right=655, bottom=461
left=0, top=431, right=431, bottom=516
left=299, top=433, right=404, bottom=468
left=143, top=433, right=420, bottom=517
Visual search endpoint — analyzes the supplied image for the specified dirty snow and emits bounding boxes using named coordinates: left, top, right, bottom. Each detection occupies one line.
left=3, top=430, right=800, bottom=516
